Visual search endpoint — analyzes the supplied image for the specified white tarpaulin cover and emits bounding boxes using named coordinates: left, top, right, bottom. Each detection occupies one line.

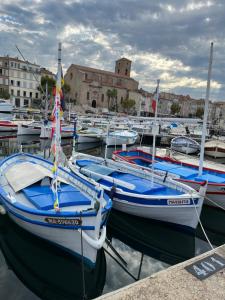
left=5, top=162, right=53, bottom=192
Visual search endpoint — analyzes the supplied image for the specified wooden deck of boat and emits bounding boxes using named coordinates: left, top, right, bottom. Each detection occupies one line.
left=137, top=146, right=225, bottom=172
left=98, top=244, right=225, bottom=300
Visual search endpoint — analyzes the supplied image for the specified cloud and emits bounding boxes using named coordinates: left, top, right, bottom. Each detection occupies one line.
left=0, top=0, right=224, bottom=100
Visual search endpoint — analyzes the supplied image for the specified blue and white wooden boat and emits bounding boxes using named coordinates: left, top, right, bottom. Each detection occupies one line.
left=171, top=136, right=200, bottom=154
left=69, top=153, right=205, bottom=230
left=113, top=148, right=225, bottom=209
left=0, top=153, right=112, bottom=267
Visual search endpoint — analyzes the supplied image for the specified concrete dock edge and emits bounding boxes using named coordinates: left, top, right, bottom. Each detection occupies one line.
left=97, top=244, right=225, bottom=300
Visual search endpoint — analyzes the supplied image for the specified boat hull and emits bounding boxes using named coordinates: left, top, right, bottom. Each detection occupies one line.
left=171, top=145, right=198, bottom=154
left=205, top=147, right=225, bottom=158
left=112, top=196, right=202, bottom=230
left=17, top=124, right=41, bottom=135
left=78, top=135, right=101, bottom=143
left=113, top=149, right=225, bottom=210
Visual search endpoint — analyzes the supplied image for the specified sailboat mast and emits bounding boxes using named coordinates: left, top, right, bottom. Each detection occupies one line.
left=151, top=79, right=160, bottom=182
left=198, top=42, right=213, bottom=176
left=51, top=42, right=62, bottom=210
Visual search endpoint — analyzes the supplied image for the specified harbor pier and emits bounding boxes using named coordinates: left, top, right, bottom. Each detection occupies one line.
left=97, top=244, right=225, bottom=300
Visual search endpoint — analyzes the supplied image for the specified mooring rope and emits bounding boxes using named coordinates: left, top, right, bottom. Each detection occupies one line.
left=80, top=214, right=87, bottom=300
left=204, top=195, right=225, bottom=211
left=193, top=198, right=214, bottom=250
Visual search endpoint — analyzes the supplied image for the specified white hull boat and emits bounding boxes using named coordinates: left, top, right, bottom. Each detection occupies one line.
left=113, top=148, right=225, bottom=210
left=77, top=128, right=104, bottom=144
left=40, top=125, right=74, bottom=139
left=0, top=99, right=13, bottom=113
left=171, top=136, right=200, bottom=154
left=17, top=122, right=42, bottom=135
left=103, top=130, right=138, bottom=146
left=205, top=140, right=225, bottom=158
left=69, top=153, right=205, bottom=230
left=0, top=153, right=112, bottom=267
left=0, top=120, right=18, bottom=132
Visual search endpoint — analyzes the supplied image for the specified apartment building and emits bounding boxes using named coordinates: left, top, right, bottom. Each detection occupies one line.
left=0, top=56, right=41, bottom=108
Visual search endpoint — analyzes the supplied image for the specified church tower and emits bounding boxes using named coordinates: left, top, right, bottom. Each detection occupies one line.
left=115, top=58, right=131, bottom=77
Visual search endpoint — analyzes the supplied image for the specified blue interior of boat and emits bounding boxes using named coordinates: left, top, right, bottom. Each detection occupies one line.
left=22, top=183, right=91, bottom=211
left=76, top=159, right=183, bottom=196
left=119, top=150, right=225, bottom=183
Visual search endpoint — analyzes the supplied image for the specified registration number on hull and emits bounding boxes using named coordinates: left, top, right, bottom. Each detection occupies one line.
left=45, top=217, right=82, bottom=225
left=167, top=199, right=190, bottom=205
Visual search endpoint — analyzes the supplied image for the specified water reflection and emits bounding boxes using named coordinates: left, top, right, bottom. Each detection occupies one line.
left=1, top=133, right=225, bottom=299
left=0, top=215, right=106, bottom=300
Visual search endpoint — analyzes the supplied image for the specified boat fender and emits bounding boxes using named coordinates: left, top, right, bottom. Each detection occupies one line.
left=199, top=180, right=208, bottom=197
left=109, top=185, right=116, bottom=200
left=78, top=226, right=106, bottom=249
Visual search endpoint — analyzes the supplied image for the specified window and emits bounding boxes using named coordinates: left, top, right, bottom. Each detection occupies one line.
left=118, top=69, right=120, bottom=74
left=23, top=91, right=26, bottom=97
left=30, top=92, right=32, bottom=98
left=17, top=90, right=20, bottom=96
left=17, top=81, right=20, bottom=87
left=24, top=99, right=29, bottom=107
left=70, top=72, right=73, bottom=80
left=121, top=97, right=123, bottom=104
left=87, top=91, right=89, bottom=100
left=18, top=63, right=20, bottom=68
left=11, top=89, right=14, bottom=95
left=0, top=69, right=2, bottom=75
left=15, top=63, right=17, bottom=68
left=11, top=62, right=14, bottom=67
left=15, top=98, right=20, bottom=107
left=11, top=80, right=14, bottom=86
left=35, top=92, right=38, bottom=99
left=101, top=94, right=104, bottom=102
left=85, top=73, right=88, bottom=80
left=125, top=69, right=128, bottom=76
left=4, top=62, right=7, bottom=67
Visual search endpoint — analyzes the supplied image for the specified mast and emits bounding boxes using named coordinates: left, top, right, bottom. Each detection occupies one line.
left=198, top=42, right=213, bottom=176
left=151, top=79, right=160, bottom=184
left=44, top=81, right=48, bottom=122
left=51, top=42, right=62, bottom=211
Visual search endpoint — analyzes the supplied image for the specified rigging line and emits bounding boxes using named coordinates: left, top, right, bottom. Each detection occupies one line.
left=137, top=253, right=144, bottom=280
left=105, top=238, right=128, bottom=267
left=204, top=195, right=225, bottom=211
left=80, top=214, right=87, bottom=300
left=193, top=198, right=214, bottom=250
left=103, top=247, right=138, bottom=282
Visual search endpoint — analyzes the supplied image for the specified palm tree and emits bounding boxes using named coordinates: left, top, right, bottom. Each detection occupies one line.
left=106, top=88, right=118, bottom=111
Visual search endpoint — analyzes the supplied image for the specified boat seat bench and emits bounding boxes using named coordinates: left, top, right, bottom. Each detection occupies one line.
left=22, top=184, right=91, bottom=211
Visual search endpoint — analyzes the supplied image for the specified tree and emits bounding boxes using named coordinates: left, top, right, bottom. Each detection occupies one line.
left=121, top=98, right=136, bottom=114
left=196, top=107, right=204, bottom=118
left=0, top=89, right=10, bottom=99
left=106, top=88, right=118, bottom=111
left=170, top=102, right=181, bottom=116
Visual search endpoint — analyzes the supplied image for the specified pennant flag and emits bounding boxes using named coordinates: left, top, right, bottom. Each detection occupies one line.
left=151, top=86, right=158, bottom=114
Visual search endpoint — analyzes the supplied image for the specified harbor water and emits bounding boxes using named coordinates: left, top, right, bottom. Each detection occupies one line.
left=0, top=133, right=225, bottom=300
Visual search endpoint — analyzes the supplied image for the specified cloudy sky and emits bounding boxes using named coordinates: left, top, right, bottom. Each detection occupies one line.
left=0, top=0, right=224, bottom=100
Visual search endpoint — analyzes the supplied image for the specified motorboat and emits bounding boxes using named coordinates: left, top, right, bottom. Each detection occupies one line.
left=103, top=130, right=138, bottom=146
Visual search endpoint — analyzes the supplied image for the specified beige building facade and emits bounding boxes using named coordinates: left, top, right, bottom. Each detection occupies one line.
left=64, top=58, right=141, bottom=112
left=0, top=56, right=41, bottom=108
